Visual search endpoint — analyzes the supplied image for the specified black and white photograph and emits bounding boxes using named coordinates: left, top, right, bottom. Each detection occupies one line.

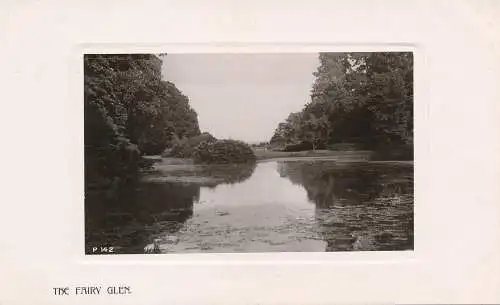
left=4, top=0, right=500, bottom=303
left=84, top=52, right=414, bottom=254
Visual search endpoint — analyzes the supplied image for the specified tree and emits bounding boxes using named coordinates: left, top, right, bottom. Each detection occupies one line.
left=84, top=54, right=201, bottom=187
left=270, top=52, right=413, bottom=156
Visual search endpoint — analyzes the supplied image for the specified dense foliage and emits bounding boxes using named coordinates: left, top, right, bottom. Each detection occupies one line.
left=270, top=52, right=413, bottom=158
left=193, top=139, right=256, bottom=164
left=168, top=132, right=217, bottom=158
left=282, top=142, right=315, bottom=152
left=85, top=54, right=200, bottom=187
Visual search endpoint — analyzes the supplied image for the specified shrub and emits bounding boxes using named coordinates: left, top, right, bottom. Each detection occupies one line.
left=168, top=132, right=216, bottom=158
left=193, top=139, right=256, bottom=164
left=283, top=141, right=313, bottom=152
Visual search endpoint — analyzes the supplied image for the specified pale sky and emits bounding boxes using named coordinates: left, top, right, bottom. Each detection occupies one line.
left=162, top=53, right=319, bottom=143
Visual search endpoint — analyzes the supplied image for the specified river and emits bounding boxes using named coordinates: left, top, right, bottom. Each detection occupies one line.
left=85, top=158, right=414, bottom=254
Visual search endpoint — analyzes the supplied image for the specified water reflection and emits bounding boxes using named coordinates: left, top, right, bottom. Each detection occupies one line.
left=163, top=162, right=324, bottom=253
left=85, top=162, right=257, bottom=254
left=143, top=162, right=257, bottom=187
left=200, top=163, right=257, bottom=185
left=85, top=182, right=199, bottom=254
left=85, top=159, right=414, bottom=254
left=278, top=161, right=414, bottom=251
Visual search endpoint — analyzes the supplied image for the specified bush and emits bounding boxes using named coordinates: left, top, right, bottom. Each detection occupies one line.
left=168, top=132, right=216, bottom=158
left=193, top=139, right=256, bottom=164
left=283, top=141, right=313, bottom=152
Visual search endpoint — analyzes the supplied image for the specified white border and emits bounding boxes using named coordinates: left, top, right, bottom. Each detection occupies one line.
left=76, top=44, right=421, bottom=266
left=1, top=1, right=499, bottom=304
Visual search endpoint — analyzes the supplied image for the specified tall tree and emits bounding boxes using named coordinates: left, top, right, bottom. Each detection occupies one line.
left=270, top=52, right=413, bottom=155
left=84, top=54, right=201, bottom=187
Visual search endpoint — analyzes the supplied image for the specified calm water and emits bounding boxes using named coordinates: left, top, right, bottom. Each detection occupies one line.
left=85, top=159, right=414, bottom=254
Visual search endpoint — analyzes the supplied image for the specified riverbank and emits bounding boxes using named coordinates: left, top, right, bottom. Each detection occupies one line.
left=144, top=147, right=414, bottom=165
left=94, top=151, right=410, bottom=190
left=140, top=150, right=373, bottom=186
left=253, top=148, right=373, bottom=161
left=144, top=150, right=373, bottom=168
left=144, top=148, right=413, bottom=168
left=141, top=157, right=257, bottom=186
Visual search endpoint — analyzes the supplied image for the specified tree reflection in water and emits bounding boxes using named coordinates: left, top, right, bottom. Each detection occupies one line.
left=199, top=162, right=257, bottom=185
left=277, top=161, right=414, bottom=251
left=85, top=162, right=257, bottom=254
left=85, top=182, right=199, bottom=254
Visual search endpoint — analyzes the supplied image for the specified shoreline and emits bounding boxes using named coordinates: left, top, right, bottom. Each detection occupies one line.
left=140, top=151, right=412, bottom=186
left=144, top=149, right=413, bottom=165
left=89, top=152, right=413, bottom=191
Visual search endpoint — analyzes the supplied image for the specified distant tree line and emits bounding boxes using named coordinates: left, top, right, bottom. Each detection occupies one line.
left=250, top=142, right=269, bottom=148
left=84, top=54, right=200, bottom=188
left=270, top=52, right=413, bottom=156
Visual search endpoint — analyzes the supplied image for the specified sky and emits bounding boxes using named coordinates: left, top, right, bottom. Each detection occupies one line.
left=162, top=53, right=319, bottom=143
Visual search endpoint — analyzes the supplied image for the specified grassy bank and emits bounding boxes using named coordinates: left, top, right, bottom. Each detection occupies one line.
left=141, top=157, right=256, bottom=186
left=141, top=148, right=410, bottom=186
left=253, top=148, right=372, bottom=161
